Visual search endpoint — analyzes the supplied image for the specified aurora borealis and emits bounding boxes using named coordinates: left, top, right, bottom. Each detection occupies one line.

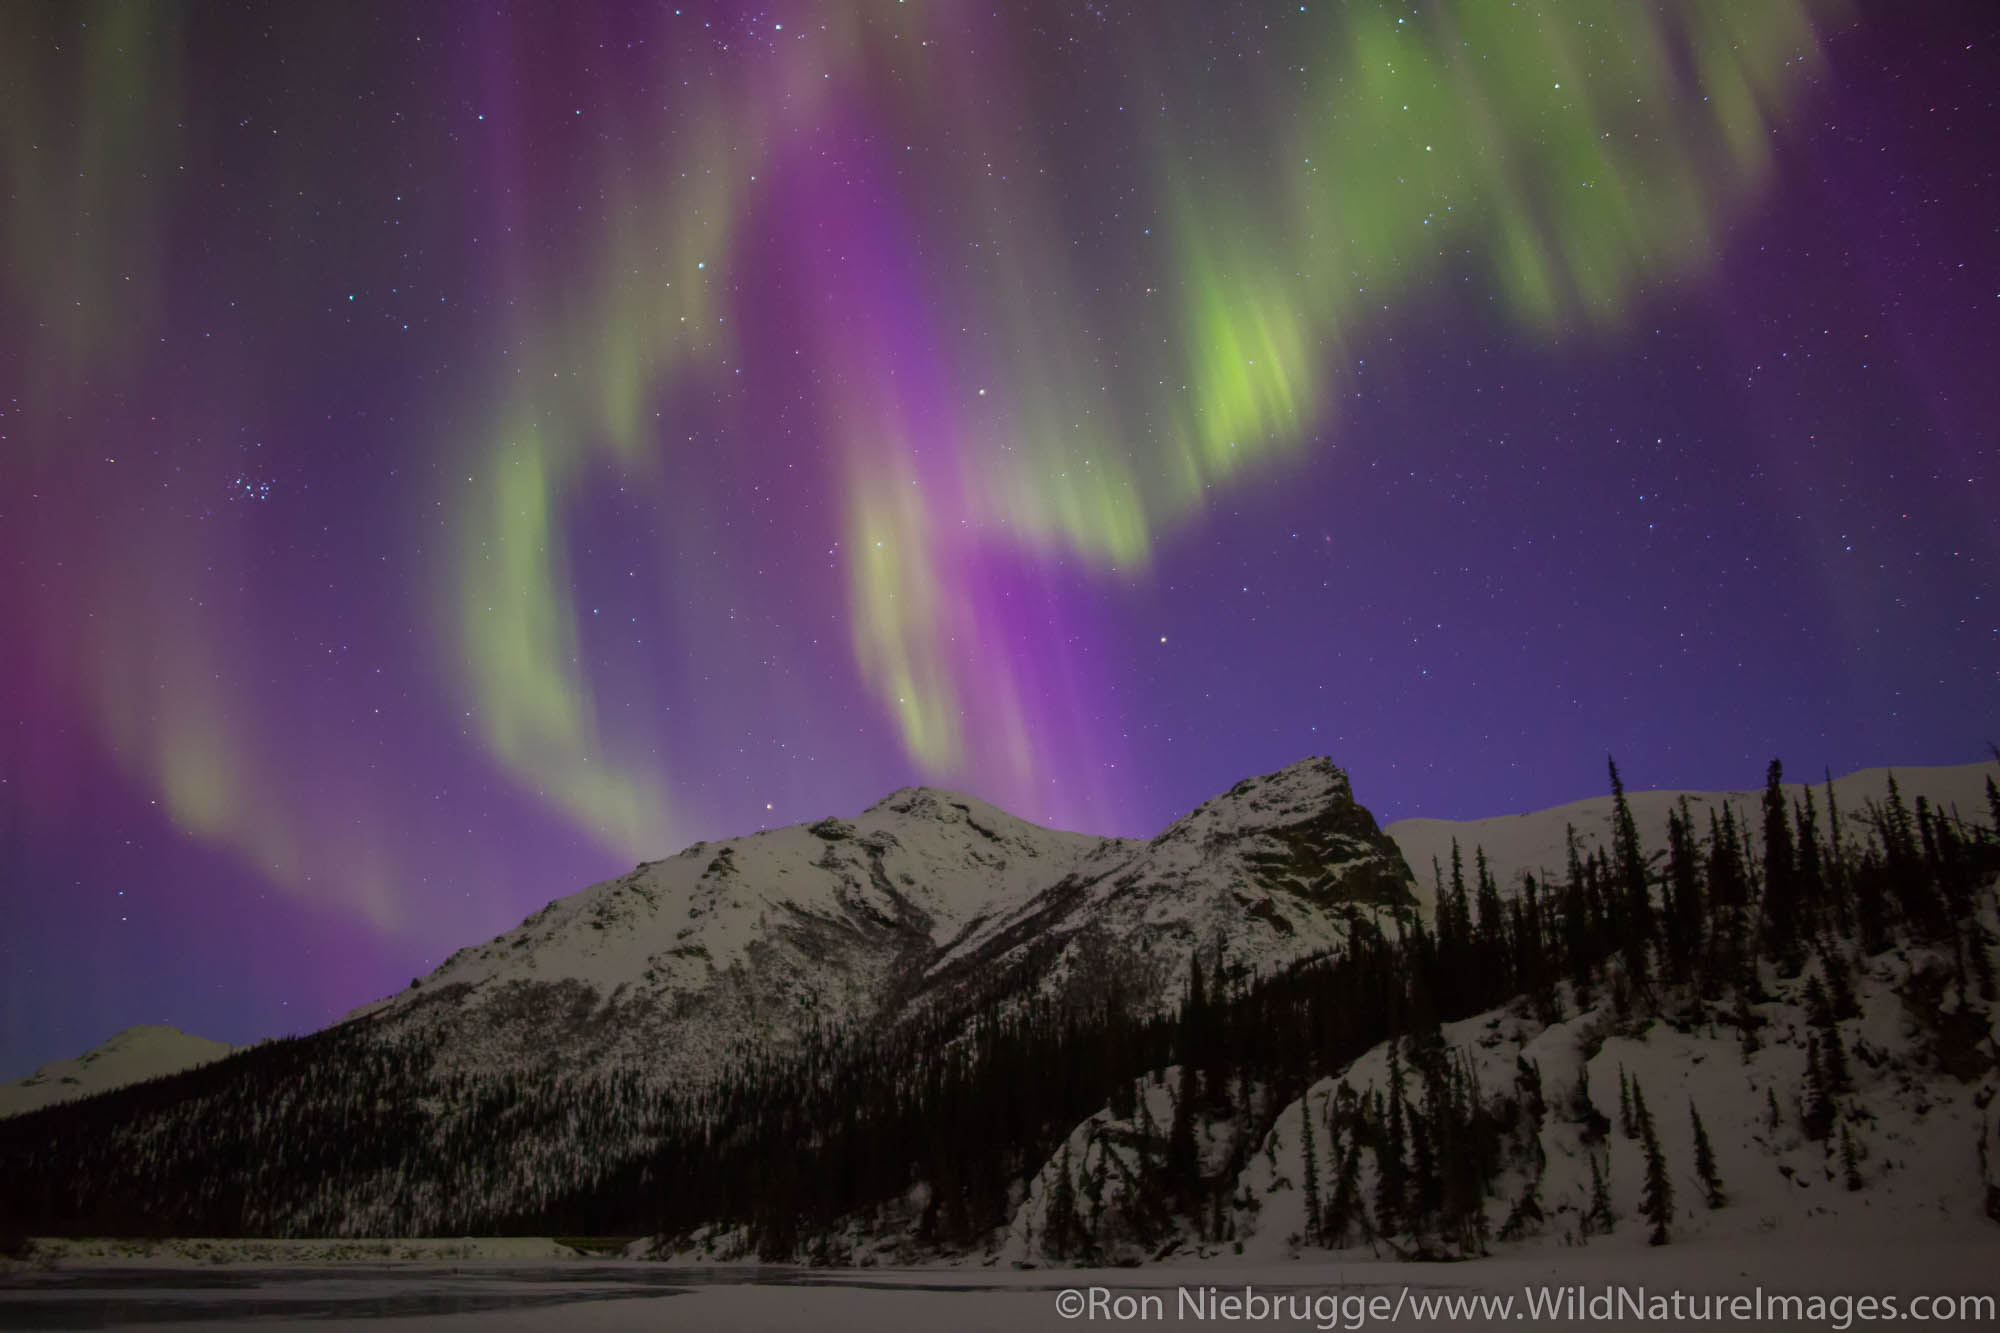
left=2, top=1, right=1994, bottom=1077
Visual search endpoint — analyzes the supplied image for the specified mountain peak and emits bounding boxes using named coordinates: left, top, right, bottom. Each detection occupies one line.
left=1163, top=756, right=1356, bottom=836
left=863, top=785, right=982, bottom=820
left=1, top=1024, right=234, bottom=1120
left=1235, top=755, right=1352, bottom=801
left=1132, top=756, right=1413, bottom=912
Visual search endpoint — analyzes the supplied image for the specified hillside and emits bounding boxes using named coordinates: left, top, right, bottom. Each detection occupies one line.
left=994, top=758, right=2000, bottom=1269
left=0, top=1026, right=233, bottom=1120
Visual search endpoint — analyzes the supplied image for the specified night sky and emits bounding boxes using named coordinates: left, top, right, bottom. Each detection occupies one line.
left=3, top=1, right=1995, bottom=1079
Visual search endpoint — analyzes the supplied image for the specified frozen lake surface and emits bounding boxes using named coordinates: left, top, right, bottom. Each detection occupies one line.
left=4, top=1225, right=1997, bottom=1332
left=0, top=1263, right=698, bottom=1328
left=0, top=1262, right=1090, bottom=1330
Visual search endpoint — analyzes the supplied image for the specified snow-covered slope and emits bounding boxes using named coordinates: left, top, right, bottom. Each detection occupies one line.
left=344, top=786, right=1134, bottom=1080
left=1220, top=937, right=1999, bottom=1264
left=0, top=1026, right=234, bottom=1119
left=1387, top=761, right=1999, bottom=913
left=1002, top=900, right=2000, bottom=1269
left=996, top=758, right=2000, bottom=1271
left=341, top=758, right=1413, bottom=1084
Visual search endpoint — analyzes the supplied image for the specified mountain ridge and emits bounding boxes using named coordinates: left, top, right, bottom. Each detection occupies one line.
left=3, top=752, right=1994, bottom=1261
left=12, top=758, right=1991, bottom=1102
left=336, top=756, right=1409, bottom=1089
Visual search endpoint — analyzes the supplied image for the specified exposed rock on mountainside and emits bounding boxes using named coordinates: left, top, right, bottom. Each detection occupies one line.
left=916, top=758, right=1417, bottom=1021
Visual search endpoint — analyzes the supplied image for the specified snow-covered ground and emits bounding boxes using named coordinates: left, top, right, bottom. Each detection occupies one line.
left=7, top=1227, right=1995, bottom=1331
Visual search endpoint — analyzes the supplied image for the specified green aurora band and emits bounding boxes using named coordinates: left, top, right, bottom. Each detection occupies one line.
left=0, top=0, right=1844, bottom=891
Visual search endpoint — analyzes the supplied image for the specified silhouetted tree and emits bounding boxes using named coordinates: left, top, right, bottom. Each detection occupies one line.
left=1633, top=1080, right=1672, bottom=1245
left=1690, top=1101, right=1724, bottom=1208
left=1300, top=1096, right=1322, bottom=1245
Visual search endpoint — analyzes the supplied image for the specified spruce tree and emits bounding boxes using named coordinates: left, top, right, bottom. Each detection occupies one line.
left=1609, top=757, right=1654, bottom=980
left=1586, top=1152, right=1615, bottom=1236
left=1820, top=1019, right=1851, bottom=1097
left=1841, top=1122, right=1863, bottom=1191
left=1795, top=787, right=1826, bottom=934
left=1634, top=1080, right=1672, bottom=1245
left=1972, top=925, right=1998, bottom=1004
left=1803, top=1035, right=1834, bottom=1142
left=1133, top=1091, right=1162, bottom=1238
left=1664, top=803, right=1703, bottom=984
left=1690, top=1101, right=1725, bottom=1208
left=1444, top=840, right=1474, bottom=1013
left=1804, top=973, right=1834, bottom=1028
left=1168, top=958, right=1203, bottom=1198
left=1806, top=976, right=1852, bottom=1096
left=1044, top=1141, right=1079, bottom=1259
left=1570, top=1062, right=1611, bottom=1143
left=1563, top=824, right=1594, bottom=1004
left=1709, top=806, right=1747, bottom=907
left=1475, top=846, right=1510, bottom=1005
left=1408, top=1102, right=1439, bottom=1237
left=1822, top=952, right=1861, bottom=1020
left=1327, top=1136, right=1362, bottom=1247
left=1706, top=806, right=1749, bottom=999
left=1108, top=1068, right=1135, bottom=1123
left=1618, top=1064, right=1635, bottom=1139
left=1376, top=1042, right=1407, bottom=1237
left=1853, top=855, right=1892, bottom=957
left=1086, top=1143, right=1109, bottom=1241
left=1202, top=946, right=1235, bottom=1110
left=1300, top=1097, right=1322, bottom=1246
left=1823, top=769, right=1854, bottom=934
left=1883, top=773, right=1918, bottom=873
left=1762, top=759, right=1802, bottom=973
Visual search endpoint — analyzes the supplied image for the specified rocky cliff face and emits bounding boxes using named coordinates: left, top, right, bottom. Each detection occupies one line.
left=917, top=758, right=1417, bottom=1022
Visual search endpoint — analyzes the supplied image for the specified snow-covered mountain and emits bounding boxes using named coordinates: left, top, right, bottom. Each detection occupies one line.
left=339, top=784, right=1132, bottom=1081
left=914, top=758, right=1416, bottom=1020
left=342, top=757, right=1413, bottom=1085
left=0, top=755, right=1419, bottom=1240
left=0, top=1026, right=234, bottom=1120
left=4, top=753, right=1992, bottom=1261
